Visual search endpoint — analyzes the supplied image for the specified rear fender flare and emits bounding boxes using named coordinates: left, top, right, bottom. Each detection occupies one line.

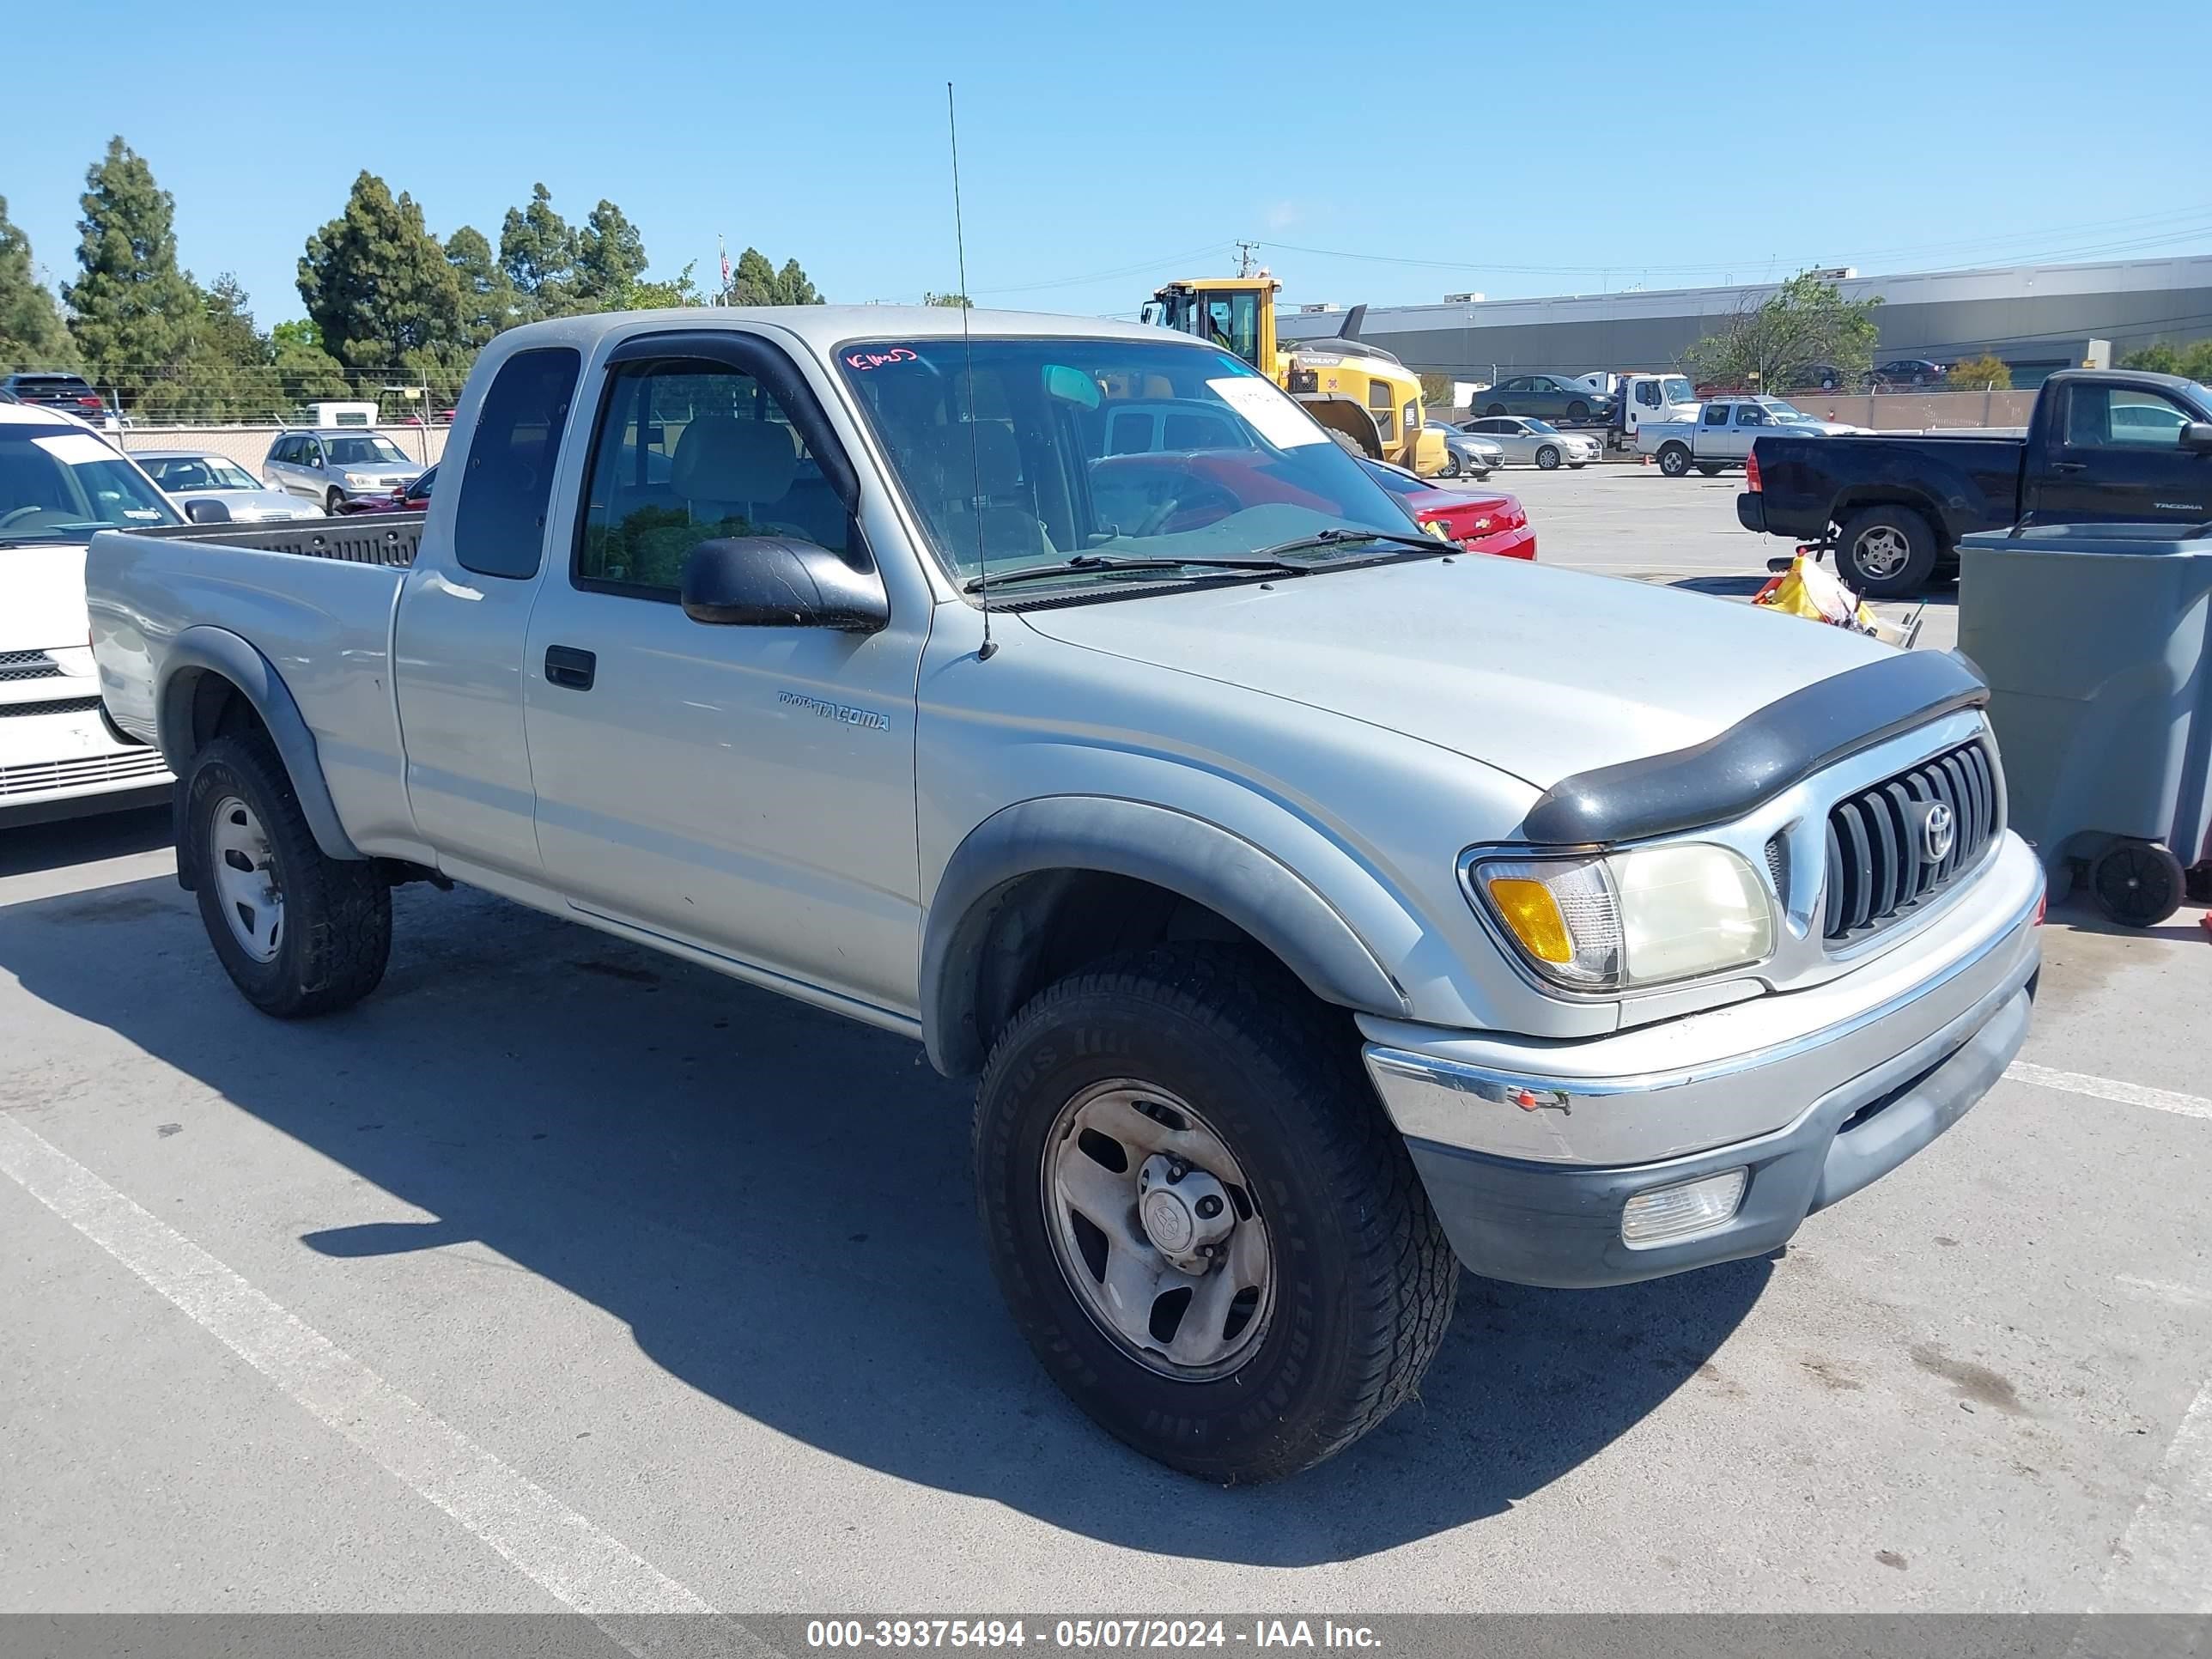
left=155, top=625, right=362, bottom=864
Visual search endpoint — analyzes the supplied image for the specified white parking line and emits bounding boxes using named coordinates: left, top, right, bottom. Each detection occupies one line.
left=2094, top=1375, right=2212, bottom=1613
left=2004, top=1061, right=2212, bottom=1123
left=2118, top=1276, right=2212, bottom=1310
left=0, top=1112, right=744, bottom=1644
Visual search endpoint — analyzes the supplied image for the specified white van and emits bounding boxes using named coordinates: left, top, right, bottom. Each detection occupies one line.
left=0, top=406, right=175, bottom=825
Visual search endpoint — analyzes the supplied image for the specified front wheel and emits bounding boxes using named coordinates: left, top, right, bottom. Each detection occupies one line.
left=974, top=945, right=1458, bottom=1483
left=1534, top=445, right=1561, bottom=471
left=1656, top=443, right=1692, bottom=477
left=1485, top=403, right=1507, bottom=417
left=1565, top=400, right=1590, bottom=422
left=2090, top=840, right=2185, bottom=928
left=1837, top=505, right=1940, bottom=598
left=185, top=735, right=391, bottom=1017
left=325, top=488, right=346, bottom=515
left=1442, top=453, right=1463, bottom=478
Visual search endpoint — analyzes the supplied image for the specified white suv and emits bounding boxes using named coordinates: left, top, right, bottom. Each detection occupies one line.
left=263, top=428, right=422, bottom=514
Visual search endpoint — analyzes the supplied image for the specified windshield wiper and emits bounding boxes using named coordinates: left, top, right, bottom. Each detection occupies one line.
left=1250, top=527, right=1447, bottom=560
left=961, top=552, right=1314, bottom=593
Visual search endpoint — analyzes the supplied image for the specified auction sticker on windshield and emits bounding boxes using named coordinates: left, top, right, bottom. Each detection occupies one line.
left=31, top=432, right=118, bottom=465
left=1206, top=376, right=1328, bottom=448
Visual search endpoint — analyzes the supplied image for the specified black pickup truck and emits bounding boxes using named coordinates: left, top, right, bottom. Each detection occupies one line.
left=1737, top=368, right=2212, bottom=595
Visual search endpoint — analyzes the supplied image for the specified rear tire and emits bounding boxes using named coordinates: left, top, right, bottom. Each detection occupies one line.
left=2090, top=840, right=2185, bottom=928
left=1696, top=463, right=1724, bottom=476
left=1535, top=445, right=1561, bottom=471
left=185, top=735, right=391, bottom=1018
left=1328, top=428, right=1369, bottom=459
left=1656, top=442, right=1692, bottom=477
left=1565, top=400, right=1590, bottom=422
left=1837, top=504, right=1940, bottom=598
left=973, top=945, right=1458, bottom=1484
left=1485, top=403, right=1507, bottom=417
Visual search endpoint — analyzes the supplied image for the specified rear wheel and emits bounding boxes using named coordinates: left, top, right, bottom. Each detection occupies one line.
left=1565, top=400, right=1590, bottom=422
left=1656, top=442, right=1692, bottom=477
left=2090, top=840, right=2185, bottom=928
left=1327, top=428, right=1370, bottom=459
left=974, top=945, right=1458, bottom=1483
left=1485, top=403, right=1507, bottom=417
left=1837, top=504, right=1940, bottom=598
left=1696, top=463, right=1724, bottom=477
left=1534, top=445, right=1561, bottom=471
left=185, top=735, right=391, bottom=1018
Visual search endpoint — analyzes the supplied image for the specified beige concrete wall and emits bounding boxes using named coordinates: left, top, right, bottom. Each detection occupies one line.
left=1771, top=389, right=2037, bottom=431
left=117, top=425, right=447, bottom=479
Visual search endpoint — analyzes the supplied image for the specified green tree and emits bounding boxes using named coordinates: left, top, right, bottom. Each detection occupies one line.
left=446, top=225, right=514, bottom=348
left=153, top=272, right=281, bottom=422
left=729, top=247, right=823, bottom=307
left=2121, top=339, right=2212, bottom=382
left=64, top=137, right=204, bottom=410
left=923, top=290, right=972, bottom=307
left=1418, top=372, right=1455, bottom=410
left=575, top=200, right=648, bottom=307
left=623, top=260, right=705, bottom=310
left=500, top=183, right=578, bottom=319
left=271, top=331, right=352, bottom=408
left=1683, top=270, right=1881, bottom=392
left=298, top=172, right=465, bottom=375
left=0, top=195, right=77, bottom=372
left=1947, top=353, right=2012, bottom=391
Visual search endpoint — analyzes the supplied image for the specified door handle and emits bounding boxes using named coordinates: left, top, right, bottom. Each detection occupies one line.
left=2050, top=460, right=2088, bottom=473
left=544, top=645, right=596, bottom=691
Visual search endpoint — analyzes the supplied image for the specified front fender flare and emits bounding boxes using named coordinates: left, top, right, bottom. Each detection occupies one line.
left=921, top=796, right=1411, bottom=1077
left=155, top=625, right=363, bottom=864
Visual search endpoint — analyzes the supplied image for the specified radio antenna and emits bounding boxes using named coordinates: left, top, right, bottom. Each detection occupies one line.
left=947, top=81, right=995, bottom=660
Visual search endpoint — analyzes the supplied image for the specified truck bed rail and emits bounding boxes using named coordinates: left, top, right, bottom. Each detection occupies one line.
left=132, top=514, right=422, bottom=568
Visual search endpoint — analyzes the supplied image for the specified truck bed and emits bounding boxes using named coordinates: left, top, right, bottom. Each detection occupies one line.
left=87, top=515, right=426, bottom=856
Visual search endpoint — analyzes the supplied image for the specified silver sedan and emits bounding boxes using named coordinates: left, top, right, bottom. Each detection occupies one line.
left=134, top=450, right=325, bottom=522
left=1422, top=421, right=1503, bottom=480
left=1455, top=415, right=1602, bottom=471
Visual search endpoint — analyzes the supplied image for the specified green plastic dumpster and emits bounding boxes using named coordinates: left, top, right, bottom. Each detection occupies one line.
left=1957, top=521, right=2212, bottom=927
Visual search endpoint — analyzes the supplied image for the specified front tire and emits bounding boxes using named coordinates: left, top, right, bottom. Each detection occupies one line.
left=1485, top=403, right=1507, bottom=417
left=325, top=487, right=346, bottom=515
left=1535, top=445, right=1561, bottom=471
left=1442, top=453, right=1462, bottom=478
left=1837, top=504, right=1940, bottom=598
left=185, top=735, right=391, bottom=1018
left=1565, top=400, right=1590, bottom=422
left=974, top=945, right=1457, bottom=1483
left=1656, top=442, right=1692, bottom=477
left=2090, top=840, right=2185, bottom=928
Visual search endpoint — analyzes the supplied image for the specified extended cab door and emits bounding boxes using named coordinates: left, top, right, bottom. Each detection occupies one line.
left=2031, top=380, right=2212, bottom=526
left=1696, top=400, right=1734, bottom=459
left=520, top=330, right=927, bottom=1018
left=392, top=344, right=581, bottom=880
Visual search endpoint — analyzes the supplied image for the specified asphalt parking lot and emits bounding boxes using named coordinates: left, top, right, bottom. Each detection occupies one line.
left=3, top=468, right=2205, bottom=1620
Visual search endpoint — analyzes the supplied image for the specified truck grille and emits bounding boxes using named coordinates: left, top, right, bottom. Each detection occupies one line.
left=0, top=651, right=63, bottom=683
left=1822, top=739, right=2000, bottom=942
left=0, top=696, right=102, bottom=719
left=0, top=748, right=169, bottom=798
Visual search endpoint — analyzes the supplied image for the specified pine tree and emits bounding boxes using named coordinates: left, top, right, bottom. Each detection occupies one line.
left=63, top=138, right=204, bottom=410
left=575, top=200, right=648, bottom=307
left=298, top=172, right=465, bottom=376
left=0, top=195, right=76, bottom=372
left=775, top=257, right=822, bottom=306
left=446, top=225, right=514, bottom=347
left=499, top=183, right=578, bottom=320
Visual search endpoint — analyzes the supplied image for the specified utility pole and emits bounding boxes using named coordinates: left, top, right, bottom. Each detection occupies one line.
left=1235, top=240, right=1260, bottom=277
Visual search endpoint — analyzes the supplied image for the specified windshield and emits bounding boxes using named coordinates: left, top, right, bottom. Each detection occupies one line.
left=836, top=337, right=1426, bottom=596
left=0, top=427, right=181, bottom=543
left=146, top=455, right=262, bottom=492
left=1759, top=400, right=1812, bottom=421
left=325, top=434, right=410, bottom=466
left=1659, top=376, right=1695, bottom=405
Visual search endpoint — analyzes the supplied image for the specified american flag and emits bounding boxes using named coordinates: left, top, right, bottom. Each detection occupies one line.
left=719, top=240, right=731, bottom=300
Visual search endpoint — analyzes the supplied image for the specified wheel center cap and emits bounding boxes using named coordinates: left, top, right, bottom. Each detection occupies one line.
left=1135, top=1153, right=1236, bottom=1271
left=1141, top=1189, right=1195, bottom=1254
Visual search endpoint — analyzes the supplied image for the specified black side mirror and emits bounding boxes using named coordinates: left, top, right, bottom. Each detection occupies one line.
left=185, top=498, right=232, bottom=524
left=680, top=536, right=889, bottom=632
left=2181, top=422, right=2212, bottom=454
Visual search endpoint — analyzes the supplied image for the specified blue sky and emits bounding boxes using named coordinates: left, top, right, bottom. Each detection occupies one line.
left=9, top=0, right=2208, bottom=331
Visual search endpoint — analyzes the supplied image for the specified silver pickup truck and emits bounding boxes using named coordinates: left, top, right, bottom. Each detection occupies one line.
left=1639, top=395, right=1867, bottom=477
left=88, top=307, right=2043, bottom=1483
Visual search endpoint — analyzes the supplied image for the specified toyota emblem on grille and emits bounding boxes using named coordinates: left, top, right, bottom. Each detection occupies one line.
left=1916, top=801, right=1956, bottom=862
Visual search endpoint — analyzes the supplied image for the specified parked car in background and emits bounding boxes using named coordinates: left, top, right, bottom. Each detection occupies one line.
left=1358, top=457, right=1534, bottom=558
left=136, top=450, right=325, bottom=523
left=1422, top=422, right=1501, bottom=480
left=1741, top=368, right=2212, bottom=594
left=263, top=428, right=422, bottom=514
left=1871, top=359, right=1947, bottom=390
left=1474, top=374, right=1616, bottom=426
left=1639, top=396, right=1863, bottom=477
left=0, top=405, right=176, bottom=823
left=338, top=462, right=440, bottom=514
left=1457, top=415, right=1601, bottom=471
left=2, top=373, right=109, bottom=422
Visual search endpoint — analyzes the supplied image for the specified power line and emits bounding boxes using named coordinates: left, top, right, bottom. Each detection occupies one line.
left=969, top=240, right=1228, bottom=297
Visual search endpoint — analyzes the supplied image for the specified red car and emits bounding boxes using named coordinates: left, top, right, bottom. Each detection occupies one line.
left=337, top=463, right=438, bottom=514
left=1358, top=459, right=1534, bottom=560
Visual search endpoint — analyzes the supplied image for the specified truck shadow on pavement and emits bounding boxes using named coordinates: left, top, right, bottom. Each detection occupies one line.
left=0, top=870, right=1767, bottom=1566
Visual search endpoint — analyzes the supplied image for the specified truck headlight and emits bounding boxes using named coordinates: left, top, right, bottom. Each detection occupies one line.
left=1470, top=844, right=1773, bottom=991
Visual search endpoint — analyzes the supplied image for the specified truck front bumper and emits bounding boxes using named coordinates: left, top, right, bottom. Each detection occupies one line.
left=1735, top=491, right=1766, bottom=532
left=1362, top=842, right=2043, bottom=1288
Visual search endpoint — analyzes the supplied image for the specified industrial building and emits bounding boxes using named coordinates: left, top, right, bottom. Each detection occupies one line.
left=1274, top=254, right=2212, bottom=386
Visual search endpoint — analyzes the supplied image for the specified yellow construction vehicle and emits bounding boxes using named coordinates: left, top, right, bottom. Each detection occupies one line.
left=1143, top=276, right=1446, bottom=476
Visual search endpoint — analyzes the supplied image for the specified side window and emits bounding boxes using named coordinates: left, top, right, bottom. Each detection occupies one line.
left=1704, top=404, right=1730, bottom=427
left=452, top=345, right=580, bottom=580
left=1738, top=405, right=1765, bottom=427
left=1636, top=382, right=1661, bottom=406
left=2107, top=390, right=2192, bottom=449
left=303, top=438, right=325, bottom=468
left=576, top=357, right=848, bottom=598
left=1106, top=410, right=1155, bottom=455
left=269, top=438, right=291, bottom=465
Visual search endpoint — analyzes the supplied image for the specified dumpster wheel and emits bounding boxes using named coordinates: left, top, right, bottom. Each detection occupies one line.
left=2088, top=840, right=2185, bottom=929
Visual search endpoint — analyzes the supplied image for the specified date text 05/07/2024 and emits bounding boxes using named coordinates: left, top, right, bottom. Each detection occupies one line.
left=803, top=1620, right=1383, bottom=1650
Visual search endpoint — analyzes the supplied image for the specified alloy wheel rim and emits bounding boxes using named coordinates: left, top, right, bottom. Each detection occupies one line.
left=1040, top=1079, right=1274, bottom=1382
left=1855, top=526, right=1910, bottom=578
left=209, top=794, right=284, bottom=963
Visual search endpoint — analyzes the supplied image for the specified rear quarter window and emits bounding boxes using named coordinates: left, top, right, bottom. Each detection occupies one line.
left=452, top=348, right=581, bottom=580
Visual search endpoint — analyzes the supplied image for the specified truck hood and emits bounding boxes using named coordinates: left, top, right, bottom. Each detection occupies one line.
left=0, top=540, right=92, bottom=653
left=1016, top=557, right=1891, bottom=790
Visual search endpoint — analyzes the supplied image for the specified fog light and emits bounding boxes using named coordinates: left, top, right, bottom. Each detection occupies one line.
left=1620, top=1168, right=1747, bottom=1248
